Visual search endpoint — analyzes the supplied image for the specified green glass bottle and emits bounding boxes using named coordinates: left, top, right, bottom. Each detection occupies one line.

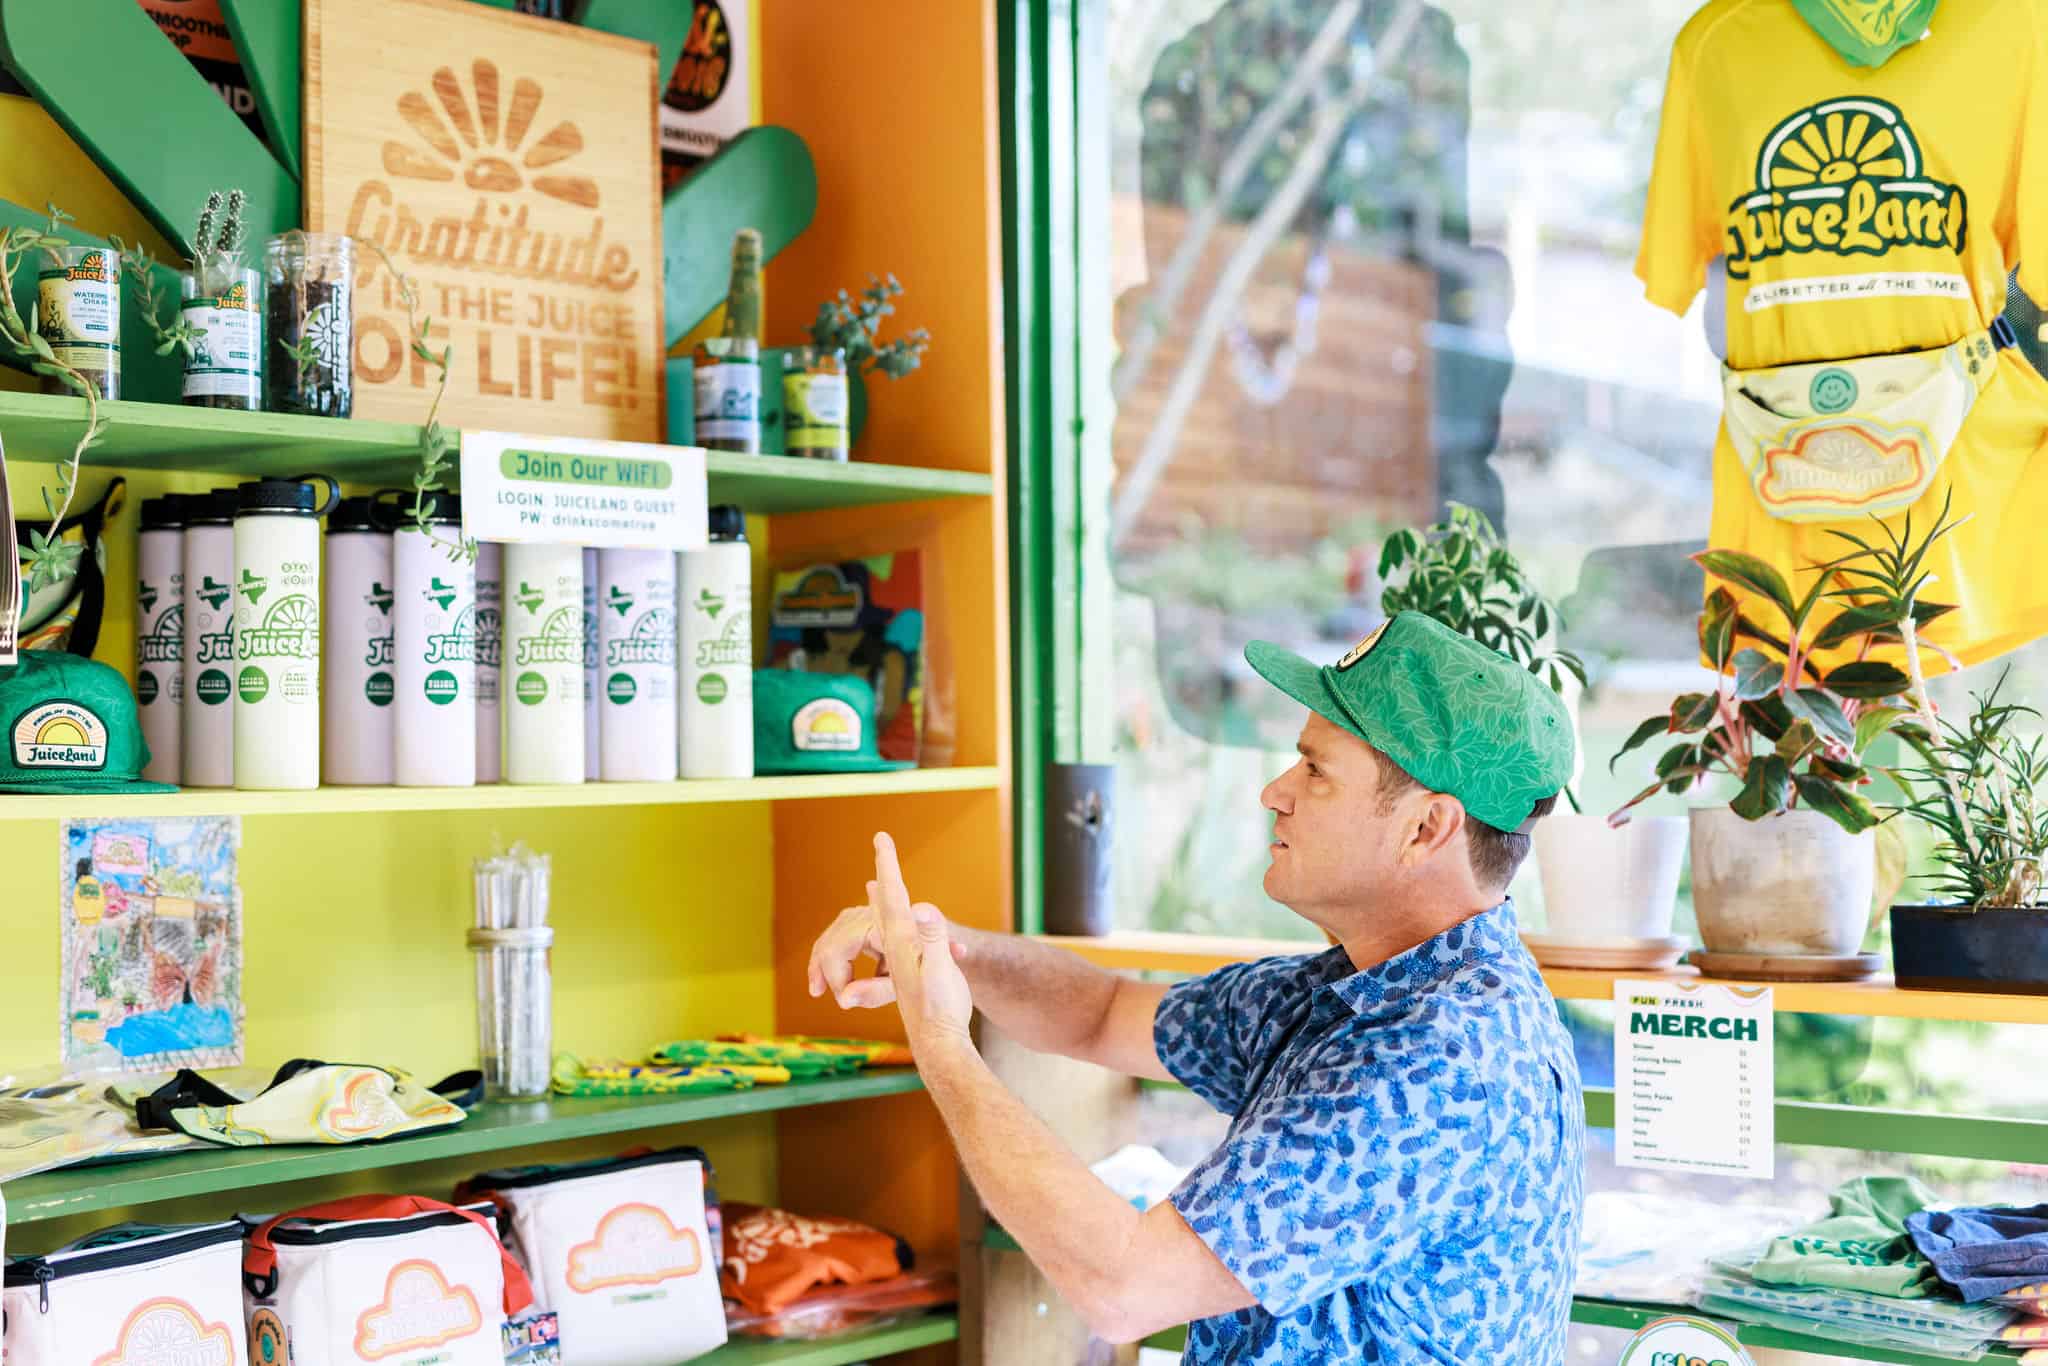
left=692, top=228, right=763, bottom=453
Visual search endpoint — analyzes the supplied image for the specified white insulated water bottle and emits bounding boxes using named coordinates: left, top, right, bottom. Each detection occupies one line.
left=474, top=542, right=503, bottom=783
left=502, top=541, right=585, bottom=784
left=394, top=494, right=477, bottom=787
left=136, top=495, right=186, bottom=784
left=181, top=489, right=237, bottom=787
left=232, top=474, right=337, bottom=790
left=322, top=497, right=394, bottom=786
left=597, top=547, right=678, bottom=781
left=581, top=547, right=600, bottom=780
left=679, top=504, right=754, bottom=779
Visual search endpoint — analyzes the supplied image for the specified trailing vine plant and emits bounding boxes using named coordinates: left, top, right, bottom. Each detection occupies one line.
left=364, top=241, right=470, bottom=562
left=0, top=203, right=108, bottom=591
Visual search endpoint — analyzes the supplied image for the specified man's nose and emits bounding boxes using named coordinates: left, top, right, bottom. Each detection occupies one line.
left=1261, top=770, right=1292, bottom=814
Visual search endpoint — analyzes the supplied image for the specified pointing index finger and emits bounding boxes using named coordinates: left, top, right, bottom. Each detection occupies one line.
left=873, top=832, right=913, bottom=924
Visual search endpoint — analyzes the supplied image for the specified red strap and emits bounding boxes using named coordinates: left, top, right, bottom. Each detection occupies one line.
left=244, top=1193, right=533, bottom=1314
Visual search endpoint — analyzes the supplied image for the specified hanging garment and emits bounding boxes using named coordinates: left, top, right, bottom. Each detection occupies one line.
left=1638, top=0, right=2048, bottom=673
left=132, top=1059, right=479, bottom=1147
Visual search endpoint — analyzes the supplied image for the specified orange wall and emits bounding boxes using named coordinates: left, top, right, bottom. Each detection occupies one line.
left=759, top=0, right=1012, bottom=1279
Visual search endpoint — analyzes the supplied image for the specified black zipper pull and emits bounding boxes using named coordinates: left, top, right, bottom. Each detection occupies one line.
left=35, top=1263, right=53, bottom=1313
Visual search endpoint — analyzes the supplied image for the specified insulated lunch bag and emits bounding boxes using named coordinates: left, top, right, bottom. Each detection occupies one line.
left=2, top=1218, right=248, bottom=1366
left=243, top=1195, right=533, bottom=1366
left=460, top=1146, right=727, bottom=1365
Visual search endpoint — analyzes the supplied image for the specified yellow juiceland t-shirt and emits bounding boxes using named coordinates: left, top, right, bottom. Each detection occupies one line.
left=1638, top=0, right=2048, bottom=673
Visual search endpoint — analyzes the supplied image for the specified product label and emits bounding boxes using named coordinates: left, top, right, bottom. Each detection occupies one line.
left=12, top=700, right=109, bottom=770
left=354, top=1259, right=483, bottom=1360
left=566, top=1202, right=704, bottom=1293
left=139, top=601, right=184, bottom=665
left=179, top=281, right=260, bottom=399
left=238, top=593, right=319, bottom=662
left=696, top=673, right=727, bottom=704
left=513, top=606, right=584, bottom=667
left=606, top=605, right=676, bottom=670
left=784, top=370, right=848, bottom=448
left=366, top=671, right=395, bottom=706
left=92, top=1296, right=236, bottom=1366
left=137, top=671, right=160, bottom=705
left=424, top=668, right=461, bottom=705
left=425, top=602, right=477, bottom=665
left=693, top=608, right=751, bottom=672
left=37, top=253, right=121, bottom=374
left=693, top=359, right=760, bottom=443
left=515, top=671, right=549, bottom=705
left=792, top=697, right=862, bottom=753
left=195, top=668, right=232, bottom=706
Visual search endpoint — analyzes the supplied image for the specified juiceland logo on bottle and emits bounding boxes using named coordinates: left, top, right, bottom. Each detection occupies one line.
left=695, top=611, right=750, bottom=669
left=606, top=606, right=676, bottom=668
left=237, top=595, right=319, bottom=661
left=425, top=604, right=478, bottom=664
left=513, top=606, right=584, bottom=667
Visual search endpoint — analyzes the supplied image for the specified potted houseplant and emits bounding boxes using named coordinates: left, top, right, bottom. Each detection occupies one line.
left=1375, top=507, right=1687, bottom=958
left=1610, top=503, right=1958, bottom=976
left=1889, top=673, right=2048, bottom=993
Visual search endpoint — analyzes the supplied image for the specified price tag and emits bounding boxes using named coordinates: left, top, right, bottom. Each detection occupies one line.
left=1615, top=979, right=1773, bottom=1180
left=460, top=431, right=708, bottom=551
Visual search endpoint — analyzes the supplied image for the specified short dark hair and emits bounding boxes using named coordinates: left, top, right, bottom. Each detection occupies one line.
left=1372, top=752, right=1557, bottom=892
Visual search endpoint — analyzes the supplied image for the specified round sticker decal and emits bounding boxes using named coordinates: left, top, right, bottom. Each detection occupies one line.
left=1616, top=1315, right=1753, bottom=1366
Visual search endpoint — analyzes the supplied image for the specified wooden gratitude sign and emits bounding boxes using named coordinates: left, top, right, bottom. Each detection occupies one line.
left=304, top=0, right=664, bottom=441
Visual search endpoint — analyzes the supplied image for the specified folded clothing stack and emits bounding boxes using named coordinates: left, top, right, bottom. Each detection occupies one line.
left=719, top=1202, right=954, bottom=1340
left=1912, top=1207, right=2048, bottom=1362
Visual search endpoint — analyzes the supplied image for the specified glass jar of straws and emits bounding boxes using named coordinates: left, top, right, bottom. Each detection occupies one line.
left=469, top=844, right=554, bottom=1100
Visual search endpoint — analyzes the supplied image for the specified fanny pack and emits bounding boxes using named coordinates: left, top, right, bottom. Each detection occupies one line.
left=3, top=1219, right=248, bottom=1366
left=14, top=474, right=124, bottom=656
left=133, top=1060, right=481, bottom=1147
left=1724, top=324, right=2012, bottom=522
left=458, top=1147, right=727, bottom=1366
left=244, top=1195, right=533, bottom=1366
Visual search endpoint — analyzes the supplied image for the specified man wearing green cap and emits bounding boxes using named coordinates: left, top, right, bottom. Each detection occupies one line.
left=809, top=611, right=1584, bottom=1362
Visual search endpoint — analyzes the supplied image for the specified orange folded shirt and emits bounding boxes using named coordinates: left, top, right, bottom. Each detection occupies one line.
left=719, top=1202, right=911, bottom=1315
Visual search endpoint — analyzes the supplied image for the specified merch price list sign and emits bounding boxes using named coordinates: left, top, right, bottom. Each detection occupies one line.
left=1614, top=979, right=1774, bottom=1180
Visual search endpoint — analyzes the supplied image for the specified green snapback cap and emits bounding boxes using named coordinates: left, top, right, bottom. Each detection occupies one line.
left=1245, top=611, right=1573, bottom=831
left=753, top=669, right=916, bottom=776
left=0, top=651, right=178, bottom=794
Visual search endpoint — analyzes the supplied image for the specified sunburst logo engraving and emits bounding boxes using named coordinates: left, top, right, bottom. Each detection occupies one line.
left=383, top=59, right=598, bottom=208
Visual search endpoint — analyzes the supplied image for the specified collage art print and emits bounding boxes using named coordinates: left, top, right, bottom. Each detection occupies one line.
left=59, top=817, right=244, bottom=1073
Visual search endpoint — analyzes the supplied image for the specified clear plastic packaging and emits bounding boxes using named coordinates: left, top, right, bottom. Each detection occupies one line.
left=724, top=1270, right=957, bottom=1341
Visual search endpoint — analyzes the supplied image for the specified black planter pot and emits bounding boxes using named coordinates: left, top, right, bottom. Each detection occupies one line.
left=1891, top=904, right=2048, bottom=994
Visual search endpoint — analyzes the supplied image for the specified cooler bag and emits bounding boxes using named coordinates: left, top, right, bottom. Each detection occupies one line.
left=460, top=1147, right=726, bottom=1365
left=243, top=1195, right=532, bottom=1366
left=3, top=1219, right=248, bottom=1366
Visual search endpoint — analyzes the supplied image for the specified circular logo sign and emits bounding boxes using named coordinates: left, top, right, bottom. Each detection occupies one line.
left=696, top=672, right=727, bottom=704
left=196, top=669, right=232, bottom=706
left=424, top=668, right=461, bottom=706
left=607, top=671, right=637, bottom=705
left=251, top=1308, right=286, bottom=1365
left=237, top=666, right=269, bottom=704
left=136, top=671, right=159, bottom=705
left=515, top=671, right=549, bottom=706
left=366, top=671, right=395, bottom=707
left=668, top=0, right=734, bottom=113
left=1809, top=367, right=1858, bottom=414
left=1617, top=1316, right=1753, bottom=1366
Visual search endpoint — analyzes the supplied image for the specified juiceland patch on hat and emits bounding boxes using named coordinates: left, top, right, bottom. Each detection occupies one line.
left=0, top=651, right=177, bottom=794
left=753, top=669, right=915, bottom=777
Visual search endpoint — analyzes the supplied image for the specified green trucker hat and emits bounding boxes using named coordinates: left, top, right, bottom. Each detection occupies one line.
left=1245, top=611, right=1573, bottom=832
left=753, top=669, right=916, bottom=776
left=0, top=650, right=177, bottom=794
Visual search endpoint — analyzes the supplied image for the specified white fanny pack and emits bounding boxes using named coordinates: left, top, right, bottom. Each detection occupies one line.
left=3, top=1219, right=248, bottom=1366
left=242, top=1196, right=533, bottom=1366
left=1722, top=327, right=2005, bottom=521
left=460, top=1147, right=727, bottom=1365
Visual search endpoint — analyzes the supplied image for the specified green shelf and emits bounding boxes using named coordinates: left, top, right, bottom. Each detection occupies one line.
left=0, top=391, right=992, bottom=511
left=0, top=767, right=1002, bottom=821
left=698, top=1315, right=958, bottom=1365
left=1571, top=1297, right=2024, bottom=1365
left=0, top=1071, right=925, bottom=1226
left=1582, top=1088, right=2048, bottom=1164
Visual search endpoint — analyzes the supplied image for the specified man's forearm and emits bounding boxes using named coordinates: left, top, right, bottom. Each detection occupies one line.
left=916, top=1033, right=1149, bottom=1339
left=946, top=924, right=1120, bottom=1057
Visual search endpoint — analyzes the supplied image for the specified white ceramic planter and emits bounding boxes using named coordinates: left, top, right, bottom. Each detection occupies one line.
left=1533, top=812, right=1687, bottom=941
left=1689, top=806, right=1875, bottom=955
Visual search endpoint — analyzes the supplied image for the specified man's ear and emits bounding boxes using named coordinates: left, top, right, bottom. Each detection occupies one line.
left=1406, top=792, right=1468, bottom=864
